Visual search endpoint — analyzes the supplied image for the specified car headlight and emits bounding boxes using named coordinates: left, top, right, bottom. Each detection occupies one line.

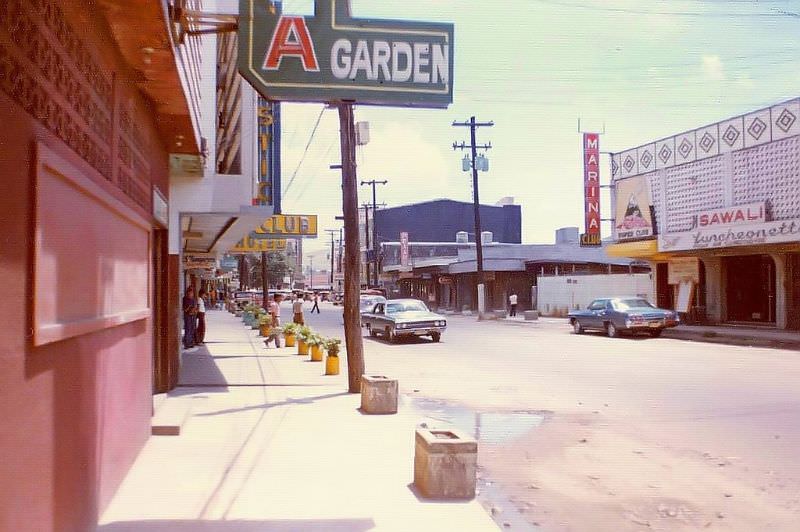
left=397, top=323, right=406, bottom=329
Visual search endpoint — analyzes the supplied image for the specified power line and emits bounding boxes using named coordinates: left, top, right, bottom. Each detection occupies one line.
left=283, top=106, right=326, bottom=198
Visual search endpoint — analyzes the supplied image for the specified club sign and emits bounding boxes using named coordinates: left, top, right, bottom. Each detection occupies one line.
left=239, top=0, right=454, bottom=108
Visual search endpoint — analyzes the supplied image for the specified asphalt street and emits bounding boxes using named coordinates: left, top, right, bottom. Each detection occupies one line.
left=301, top=301, right=800, bottom=531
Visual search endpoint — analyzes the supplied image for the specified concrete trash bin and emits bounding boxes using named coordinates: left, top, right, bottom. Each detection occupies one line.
left=360, top=375, right=398, bottom=414
left=413, top=427, right=477, bottom=499
left=493, top=309, right=507, bottom=319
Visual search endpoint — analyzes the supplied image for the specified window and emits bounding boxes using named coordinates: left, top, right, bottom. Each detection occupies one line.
left=613, top=299, right=654, bottom=311
left=386, top=301, right=429, bottom=314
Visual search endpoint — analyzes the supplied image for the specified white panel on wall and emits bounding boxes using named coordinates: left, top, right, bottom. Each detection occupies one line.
left=664, top=156, right=727, bottom=233
left=675, top=132, right=696, bottom=165
left=771, top=99, right=800, bottom=141
left=695, top=124, right=720, bottom=160
left=621, top=149, right=638, bottom=178
left=637, top=144, right=656, bottom=173
left=656, top=138, right=675, bottom=169
left=744, top=109, right=772, bottom=148
left=719, top=117, right=745, bottom=154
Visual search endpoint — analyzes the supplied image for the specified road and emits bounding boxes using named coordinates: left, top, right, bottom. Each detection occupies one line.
left=301, top=302, right=800, bottom=531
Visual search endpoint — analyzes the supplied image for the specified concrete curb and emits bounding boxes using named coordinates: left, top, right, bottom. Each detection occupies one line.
left=662, top=329, right=800, bottom=350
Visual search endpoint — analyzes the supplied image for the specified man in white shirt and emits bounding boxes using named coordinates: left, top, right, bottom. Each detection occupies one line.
left=195, top=289, right=207, bottom=344
left=509, top=293, right=518, bottom=317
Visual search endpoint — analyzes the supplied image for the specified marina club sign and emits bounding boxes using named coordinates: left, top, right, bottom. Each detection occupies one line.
left=239, top=0, right=454, bottom=108
left=659, top=202, right=800, bottom=251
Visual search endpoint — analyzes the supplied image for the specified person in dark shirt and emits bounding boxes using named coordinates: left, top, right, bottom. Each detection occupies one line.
left=182, top=287, right=197, bottom=349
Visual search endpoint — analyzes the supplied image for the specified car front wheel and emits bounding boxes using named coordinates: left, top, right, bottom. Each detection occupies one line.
left=386, top=327, right=397, bottom=343
left=572, top=319, right=584, bottom=334
left=606, top=322, right=620, bottom=338
left=649, top=329, right=663, bottom=338
left=431, top=332, right=441, bottom=343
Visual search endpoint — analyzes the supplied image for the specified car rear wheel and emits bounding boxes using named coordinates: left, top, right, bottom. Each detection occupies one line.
left=606, top=322, right=620, bottom=338
left=431, top=332, right=441, bottom=343
left=366, top=324, right=377, bottom=337
left=572, top=319, right=584, bottom=334
left=649, top=329, right=663, bottom=338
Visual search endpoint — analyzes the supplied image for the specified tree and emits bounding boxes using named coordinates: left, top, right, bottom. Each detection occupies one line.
left=249, top=252, right=293, bottom=288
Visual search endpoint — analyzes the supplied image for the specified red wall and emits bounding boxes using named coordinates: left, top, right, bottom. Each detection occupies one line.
left=0, top=2, right=170, bottom=530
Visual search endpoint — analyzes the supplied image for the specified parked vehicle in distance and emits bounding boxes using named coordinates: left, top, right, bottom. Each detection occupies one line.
left=361, top=298, right=447, bottom=343
left=359, top=295, right=387, bottom=321
left=568, top=297, right=680, bottom=338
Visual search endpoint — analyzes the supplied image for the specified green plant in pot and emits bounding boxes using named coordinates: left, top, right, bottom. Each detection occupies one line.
left=323, top=338, right=341, bottom=375
left=258, top=314, right=273, bottom=336
left=324, top=338, right=341, bottom=356
left=296, top=325, right=312, bottom=355
left=307, top=333, right=325, bottom=361
left=282, top=322, right=299, bottom=347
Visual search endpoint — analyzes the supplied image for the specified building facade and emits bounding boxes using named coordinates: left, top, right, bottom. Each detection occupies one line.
left=607, top=98, right=800, bottom=329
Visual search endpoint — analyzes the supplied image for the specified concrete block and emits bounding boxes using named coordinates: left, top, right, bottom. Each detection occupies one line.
left=524, top=310, right=539, bottom=321
left=493, top=310, right=507, bottom=319
left=414, top=427, right=477, bottom=499
left=360, top=375, right=398, bottom=414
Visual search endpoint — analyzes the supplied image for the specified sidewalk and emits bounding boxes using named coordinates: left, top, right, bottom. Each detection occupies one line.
left=98, top=310, right=497, bottom=532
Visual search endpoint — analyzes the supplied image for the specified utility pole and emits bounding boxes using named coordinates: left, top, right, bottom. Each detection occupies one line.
left=360, top=179, right=387, bottom=287
left=337, top=103, right=365, bottom=393
left=325, top=229, right=338, bottom=289
left=361, top=203, right=371, bottom=286
left=453, top=116, right=494, bottom=319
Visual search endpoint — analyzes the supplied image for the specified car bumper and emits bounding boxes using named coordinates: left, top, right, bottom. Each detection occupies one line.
left=624, top=320, right=679, bottom=331
left=395, top=327, right=446, bottom=337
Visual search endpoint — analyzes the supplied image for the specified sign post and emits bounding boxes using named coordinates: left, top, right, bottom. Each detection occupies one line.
left=239, top=0, right=454, bottom=393
left=581, top=133, right=602, bottom=246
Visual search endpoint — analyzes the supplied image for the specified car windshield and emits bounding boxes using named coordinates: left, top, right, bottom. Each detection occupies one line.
left=386, top=301, right=428, bottom=314
left=613, top=299, right=655, bottom=310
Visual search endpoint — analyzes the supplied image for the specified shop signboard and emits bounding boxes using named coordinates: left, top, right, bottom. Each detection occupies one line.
left=238, top=0, right=454, bottom=108
left=668, top=257, right=700, bottom=285
left=229, top=237, right=288, bottom=254
left=251, top=214, right=318, bottom=239
left=693, top=201, right=766, bottom=229
left=659, top=219, right=800, bottom=252
left=614, top=174, right=654, bottom=241
left=400, top=231, right=410, bottom=267
left=183, top=255, right=217, bottom=269
left=582, top=133, right=601, bottom=245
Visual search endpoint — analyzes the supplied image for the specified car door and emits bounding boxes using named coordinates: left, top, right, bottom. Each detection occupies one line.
left=370, top=303, right=386, bottom=330
left=584, top=299, right=606, bottom=329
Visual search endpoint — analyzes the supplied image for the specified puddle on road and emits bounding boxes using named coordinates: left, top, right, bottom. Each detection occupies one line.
left=407, top=397, right=545, bottom=531
left=409, top=397, right=546, bottom=444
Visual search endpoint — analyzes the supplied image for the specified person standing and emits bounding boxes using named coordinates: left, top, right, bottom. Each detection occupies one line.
left=310, top=292, right=320, bottom=314
left=195, top=289, right=207, bottom=344
left=293, top=295, right=305, bottom=325
left=509, top=292, right=518, bottom=317
left=182, top=287, right=197, bottom=349
left=267, top=293, right=284, bottom=347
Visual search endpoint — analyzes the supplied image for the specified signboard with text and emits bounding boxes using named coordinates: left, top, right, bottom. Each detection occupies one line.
left=229, top=237, right=288, bottom=254
left=239, top=0, right=454, bottom=108
left=400, top=231, right=410, bottom=267
left=582, top=133, right=601, bottom=246
left=251, top=214, right=318, bottom=239
left=668, top=257, right=700, bottom=285
left=614, top=174, right=654, bottom=241
left=693, top=202, right=766, bottom=229
left=659, top=219, right=800, bottom=252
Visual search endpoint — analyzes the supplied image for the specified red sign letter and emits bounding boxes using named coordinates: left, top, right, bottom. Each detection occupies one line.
left=264, top=16, right=320, bottom=72
left=583, top=133, right=601, bottom=237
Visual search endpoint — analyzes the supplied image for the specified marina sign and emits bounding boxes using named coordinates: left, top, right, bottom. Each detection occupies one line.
left=239, top=0, right=454, bottom=108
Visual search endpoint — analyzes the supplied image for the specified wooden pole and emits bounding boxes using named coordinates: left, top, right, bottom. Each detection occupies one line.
left=338, top=103, right=365, bottom=393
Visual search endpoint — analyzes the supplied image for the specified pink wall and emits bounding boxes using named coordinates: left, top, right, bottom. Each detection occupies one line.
left=0, top=2, right=170, bottom=529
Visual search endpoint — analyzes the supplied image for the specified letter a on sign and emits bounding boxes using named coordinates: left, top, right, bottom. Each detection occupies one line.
left=264, top=16, right=320, bottom=72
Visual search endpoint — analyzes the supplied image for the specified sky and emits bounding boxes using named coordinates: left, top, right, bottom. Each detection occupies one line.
left=272, top=0, right=800, bottom=257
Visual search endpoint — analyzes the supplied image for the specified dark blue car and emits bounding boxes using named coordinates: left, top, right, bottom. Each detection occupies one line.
left=568, top=297, right=679, bottom=338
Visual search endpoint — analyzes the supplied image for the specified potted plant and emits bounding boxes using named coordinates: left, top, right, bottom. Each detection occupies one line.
left=258, top=314, right=273, bottom=337
left=296, top=325, right=312, bottom=356
left=242, top=303, right=256, bottom=325
left=307, top=333, right=325, bottom=361
left=324, top=338, right=341, bottom=375
left=251, top=308, right=266, bottom=330
left=282, top=323, right=299, bottom=347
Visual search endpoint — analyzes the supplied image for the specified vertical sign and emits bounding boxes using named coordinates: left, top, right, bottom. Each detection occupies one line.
left=581, top=133, right=602, bottom=246
left=400, top=231, right=410, bottom=269
left=256, top=98, right=281, bottom=211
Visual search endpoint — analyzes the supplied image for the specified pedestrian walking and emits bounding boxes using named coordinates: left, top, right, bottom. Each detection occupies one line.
left=293, top=295, right=305, bottom=325
left=195, top=289, right=207, bottom=344
left=310, top=292, right=320, bottom=314
left=509, top=292, right=518, bottom=317
left=267, top=293, right=284, bottom=347
left=182, top=287, right=197, bottom=349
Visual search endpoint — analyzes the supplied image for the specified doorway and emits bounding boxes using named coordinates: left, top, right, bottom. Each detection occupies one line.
left=724, top=254, right=775, bottom=324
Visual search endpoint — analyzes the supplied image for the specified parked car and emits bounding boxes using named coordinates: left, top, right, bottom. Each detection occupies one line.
left=568, top=297, right=680, bottom=338
left=361, top=298, right=447, bottom=343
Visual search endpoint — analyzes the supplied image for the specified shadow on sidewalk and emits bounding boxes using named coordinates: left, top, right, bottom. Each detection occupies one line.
left=179, top=345, right=230, bottom=388
left=193, top=391, right=352, bottom=417
left=99, top=518, right=375, bottom=531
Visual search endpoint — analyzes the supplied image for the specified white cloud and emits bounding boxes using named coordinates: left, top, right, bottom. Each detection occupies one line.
left=702, top=55, right=726, bottom=81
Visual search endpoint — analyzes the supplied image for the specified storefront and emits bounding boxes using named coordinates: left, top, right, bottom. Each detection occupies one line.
left=607, top=97, right=800, bottom=329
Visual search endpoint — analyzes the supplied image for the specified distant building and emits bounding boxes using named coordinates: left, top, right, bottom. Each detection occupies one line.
left=374, top=198, right=522, bottom=245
